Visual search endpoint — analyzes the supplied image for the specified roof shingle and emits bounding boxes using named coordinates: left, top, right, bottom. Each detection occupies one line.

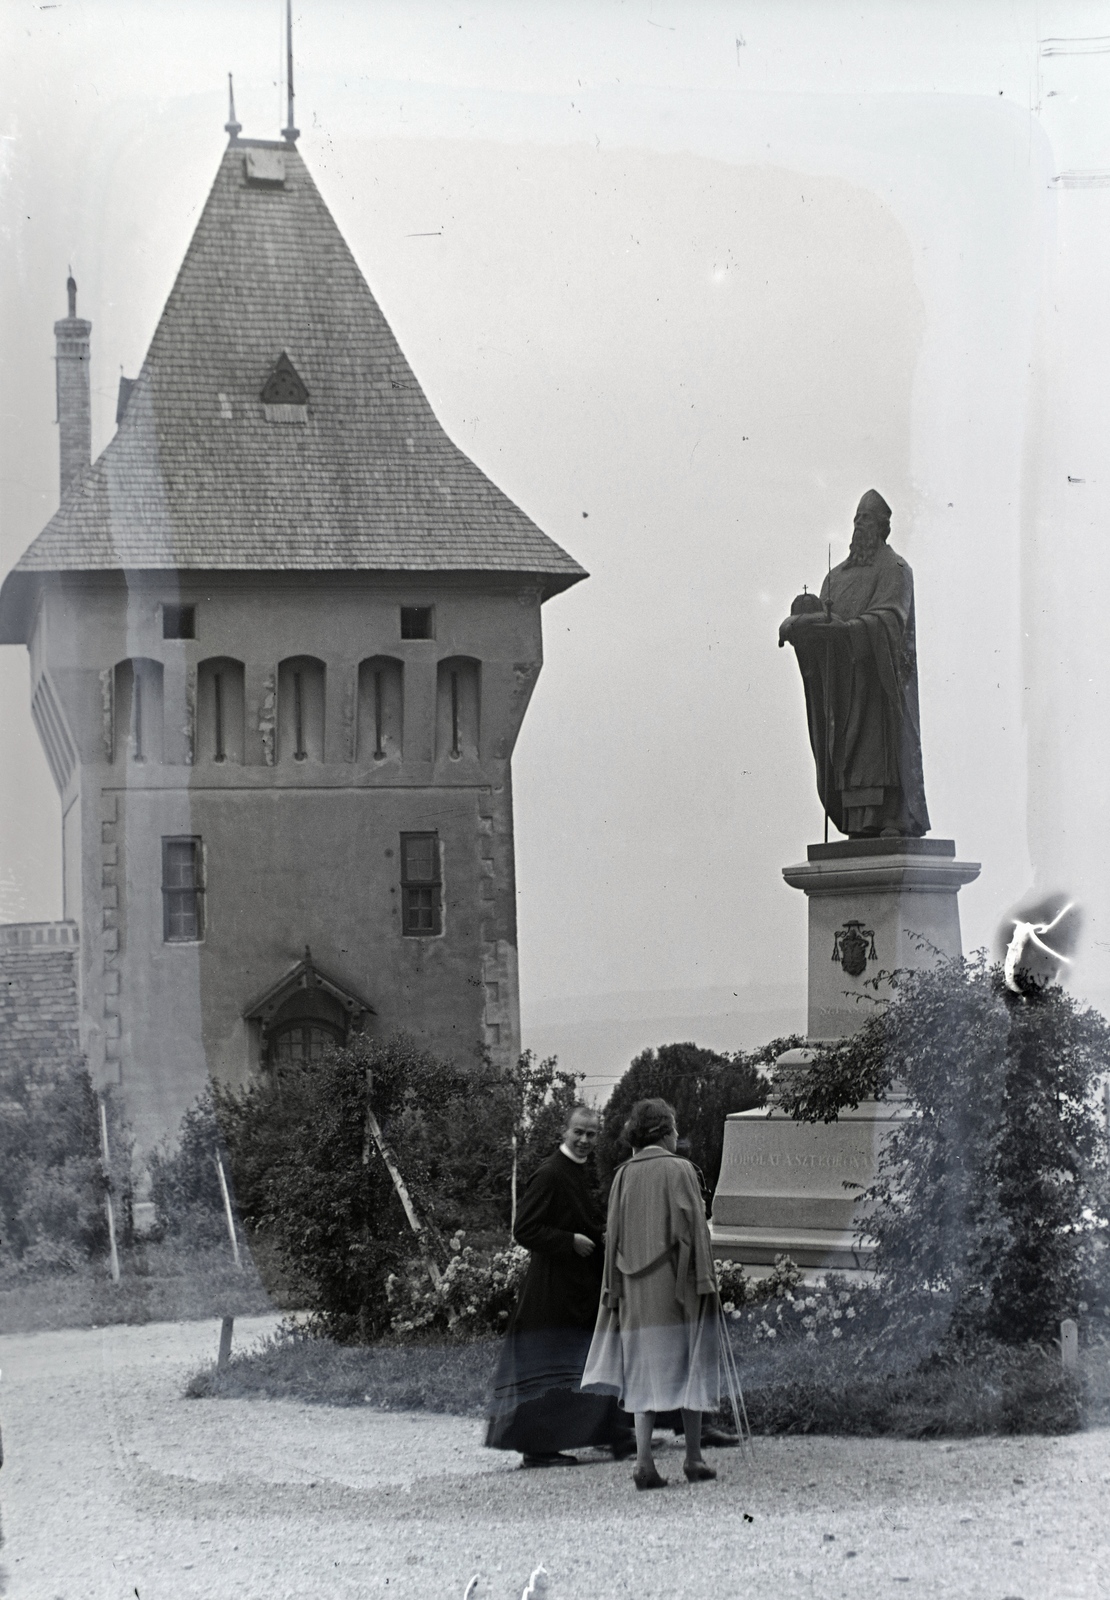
left=1, top=140, right=585, bottom=634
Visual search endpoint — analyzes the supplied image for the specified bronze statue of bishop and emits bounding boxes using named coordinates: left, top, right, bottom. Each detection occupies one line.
left=778, top=489, right=930, bottom=839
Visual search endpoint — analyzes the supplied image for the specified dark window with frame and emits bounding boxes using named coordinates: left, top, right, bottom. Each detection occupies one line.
left=400, top=606, right=434, bottom=640
left=400, top=831, right=441, bottom=936
left=162, top=604, right=196, bottom=640
left=162, top=836, right=204, bottom=942
left=268, top=1021, right=343, bottom=1066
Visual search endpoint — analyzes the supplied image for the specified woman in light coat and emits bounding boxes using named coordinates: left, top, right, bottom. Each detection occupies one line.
left=581, top=1098, right=726, bottom=1489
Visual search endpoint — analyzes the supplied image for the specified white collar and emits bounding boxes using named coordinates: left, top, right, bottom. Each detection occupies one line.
left=559, top=1142, right=587, bottom=1165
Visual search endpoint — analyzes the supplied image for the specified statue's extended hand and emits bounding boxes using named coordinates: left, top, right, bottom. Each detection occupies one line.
left=779, top=612, right=846, bottom=646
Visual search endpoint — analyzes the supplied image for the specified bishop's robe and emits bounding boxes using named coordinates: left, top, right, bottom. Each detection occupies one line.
left=791, top=540, right=930, bottom=838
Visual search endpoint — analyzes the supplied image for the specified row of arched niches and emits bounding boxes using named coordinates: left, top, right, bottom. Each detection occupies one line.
left=108, top=656, right=481, bottom=765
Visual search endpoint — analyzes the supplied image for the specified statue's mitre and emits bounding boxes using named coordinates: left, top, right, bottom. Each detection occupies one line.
left=856, top=488, right=892, bottom=521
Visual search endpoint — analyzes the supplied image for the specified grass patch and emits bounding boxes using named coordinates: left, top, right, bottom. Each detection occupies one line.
left=740, top=1337, right=1083, bottom=1437
left=186, top=1325, right=499, bottom=1411
left=0, top=1239, right=278, bottom=1335
left=184, top=1320, right=1097, bottom=1437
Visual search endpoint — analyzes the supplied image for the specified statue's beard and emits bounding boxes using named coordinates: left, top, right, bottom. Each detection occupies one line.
left=845, top=526, right=885, bottom=567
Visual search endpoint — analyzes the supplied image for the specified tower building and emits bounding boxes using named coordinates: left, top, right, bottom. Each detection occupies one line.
left=0, top=131, right=585, bottom=1155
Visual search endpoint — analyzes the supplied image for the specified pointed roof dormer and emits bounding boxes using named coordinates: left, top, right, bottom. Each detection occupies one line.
left=243, top=947, right=375, bottom=1054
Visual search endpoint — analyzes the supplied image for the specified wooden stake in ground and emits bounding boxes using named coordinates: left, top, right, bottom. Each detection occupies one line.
left=364, top=1067, right=441, bottom=1289
left=1060, top=1317, right=1079, bottom=1372
left=217, top=1315, right=234, bottom=1371
left=214, top=1153, right=242, bottom=1269
left=97, top=1095, right=120, bottom=1284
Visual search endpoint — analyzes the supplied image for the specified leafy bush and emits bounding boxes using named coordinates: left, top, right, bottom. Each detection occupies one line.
left=503, top=1050, right=585, bottom=1203
left=0, top=1057, right=131, bottom=1273
left=386, top=1234, right=529, bottom=1338
left=148, top=1088, right=236, bottom=1245
left=779, top=952, right=1110, bottom=1348
left=213, top=1035, right=580, bottom=1342
left=598, top=1038, right=797, bottom=1191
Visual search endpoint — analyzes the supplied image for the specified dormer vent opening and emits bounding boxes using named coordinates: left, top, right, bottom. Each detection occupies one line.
left=244, top=149, right=286, bottom=187
left=261, top=352, right=309, bottom=424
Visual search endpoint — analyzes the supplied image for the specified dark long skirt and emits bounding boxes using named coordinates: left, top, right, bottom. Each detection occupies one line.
left=485, top=1325, right=630, bottom=1453
left=485, top=1387, right=626, bottom=1453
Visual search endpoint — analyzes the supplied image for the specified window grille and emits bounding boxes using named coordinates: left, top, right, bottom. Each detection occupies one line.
left=162, top=837, right=204, bottom=942
left=268, top=1021, right=343, bottom=1065
left=400, top=832, right=441, bottom=936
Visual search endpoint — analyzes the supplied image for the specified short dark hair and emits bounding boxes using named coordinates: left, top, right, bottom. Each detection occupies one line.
left=563, top=1102, right=600, bottom=1130
left=622, top=1097, right=677, bottom=1151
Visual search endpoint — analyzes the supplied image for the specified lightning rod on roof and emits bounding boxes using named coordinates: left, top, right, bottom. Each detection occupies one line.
left=281, top=0, right=299, bottom=144
left=225, top=72, right=242, bottom=141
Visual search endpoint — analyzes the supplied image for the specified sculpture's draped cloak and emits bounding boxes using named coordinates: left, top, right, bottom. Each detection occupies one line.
left=793, top=541, right=930, bottom=837
left=581, top=1147, right=725, bottom=1414
left=485, top=1149, right=626, bottom=1453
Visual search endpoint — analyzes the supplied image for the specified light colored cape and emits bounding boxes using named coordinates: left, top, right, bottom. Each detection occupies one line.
left=599, top=1146, right=717, bottom=1312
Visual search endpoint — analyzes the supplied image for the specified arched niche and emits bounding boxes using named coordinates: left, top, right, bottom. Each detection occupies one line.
left=277, top=656, right=326, bottom=762
left=436, top=656, right=480, bottom=761
left=196, top=657, right=245, bottom=764
left=113, top=657, right=164, bottom=764
left=357, top=656, right=403, bottom=762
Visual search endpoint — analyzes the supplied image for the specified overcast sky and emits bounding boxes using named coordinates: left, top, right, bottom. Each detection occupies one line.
left=3, top=0, right=1110, bottom=1076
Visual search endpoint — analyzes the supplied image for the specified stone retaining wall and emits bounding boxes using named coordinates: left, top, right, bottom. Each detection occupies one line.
left=0, top=922, right=81, bottom=1075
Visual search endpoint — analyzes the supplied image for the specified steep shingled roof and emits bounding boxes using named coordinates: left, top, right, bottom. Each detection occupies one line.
left=0, top=140, right=585, bottom=636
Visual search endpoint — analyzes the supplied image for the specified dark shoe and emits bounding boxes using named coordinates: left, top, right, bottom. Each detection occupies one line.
left=632, top=1466, right=668, bottom=1490
left=610, top=1433, right=637, bottom=1461
left=700, top=1425, right=740, bottom=1449
left=683, top=1461, right=717, bottom=1483
left=521, top=1452, right=578, bottom=1468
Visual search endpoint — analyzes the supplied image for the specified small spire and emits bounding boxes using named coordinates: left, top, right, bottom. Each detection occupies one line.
left=66, top=272, right=77, bottom=319
left=281, top=0, right=299, bottom=144
left=225, top=72, right=242, bottom=141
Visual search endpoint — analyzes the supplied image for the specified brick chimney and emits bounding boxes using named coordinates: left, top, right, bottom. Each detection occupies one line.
left=54, top=274, right=91, bottom=497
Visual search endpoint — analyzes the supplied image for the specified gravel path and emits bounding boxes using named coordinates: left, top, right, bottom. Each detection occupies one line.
left=0, top=1317, right=1106, bottom=1599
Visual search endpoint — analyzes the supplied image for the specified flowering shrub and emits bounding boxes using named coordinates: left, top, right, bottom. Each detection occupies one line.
left=386, top=1234, right=529, bottom=1339
left=714, top=1251, right=803, bottom=1313
left=735, top=1273, right=883, bottom=1348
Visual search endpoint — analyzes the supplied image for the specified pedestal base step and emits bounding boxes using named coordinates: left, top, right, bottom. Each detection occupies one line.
left=710, top=1222, right=875, bottom=1273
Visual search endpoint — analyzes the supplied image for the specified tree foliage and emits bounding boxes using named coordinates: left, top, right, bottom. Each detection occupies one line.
left=213, top=1035, right=581, bottom=1341
left=779, top=953, right=1110, bottom=1346
left=598, top=1038, right=793, bottom=1193
left=0, top=1057, right=131, bottom=1271
left=503, top=1048, right=584, bottom=1197
left=148, top=1089, right=236, bottom=1245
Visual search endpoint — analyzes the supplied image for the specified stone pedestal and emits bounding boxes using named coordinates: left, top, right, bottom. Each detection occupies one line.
left=711, top=1101, right=907, bottom=1270
left=785, top=839, right=981, bottom=1041
left=710, top=838, right=979, bottom=1272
